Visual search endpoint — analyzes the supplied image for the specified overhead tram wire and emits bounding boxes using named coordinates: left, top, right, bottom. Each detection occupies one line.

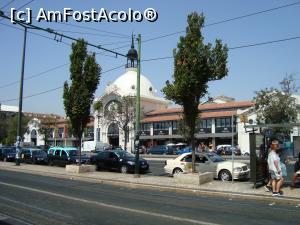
left=0, top=12, right=128, bottom=59
left=0, top=0, right=34, bottom=21
left=0, top=0, right=16, bottom=10
left=142, top=1, right=300, bottom=44
left=228, top=36, right=300, bottom=49
left=142, top=35, right=300, bottom=61
left=204, top=0, right=300, bottom=27
left=0, top=12, right=132, bottom=46
left=52, top=19, right=130, bottom=38
left=53, top=29, right=131, bottom=39
left=4, top=34, right=299, bottom=90
left=0, top=22, right=71, bottom=47
left=2, top=32, right=300, bottom=103
left=0, top=62, right=70, bottom=89
left=0, top=18, right=127, bottom=59
left=95, top=43, right=132, bottom=56
left=0, top=63, right=127, bottom=103
left=2, top=8, right=130, bottom=38
left=2, top=22, right=125, bottom=59
left=0, top=21, right=128, bottom=89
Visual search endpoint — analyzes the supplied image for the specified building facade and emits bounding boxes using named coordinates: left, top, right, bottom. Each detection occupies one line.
left=93, top=38, right=169, bottom=151
left=138, top=97, right=254, bottom=154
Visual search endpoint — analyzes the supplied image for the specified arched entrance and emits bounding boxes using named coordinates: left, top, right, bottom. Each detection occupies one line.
left=31, top=129, right=37, bottom=146
left=107, top=123, right=119, bottom=147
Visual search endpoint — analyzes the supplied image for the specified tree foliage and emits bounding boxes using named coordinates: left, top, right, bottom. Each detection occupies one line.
left=162, top=12, right=228, bottom=172
left=63, top=39, right=101, bottom=160
left=1, top=115, right=29, bottom=145
left=254, top=74, right=298, bottom=136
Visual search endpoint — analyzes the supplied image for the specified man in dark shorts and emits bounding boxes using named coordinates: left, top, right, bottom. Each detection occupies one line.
left=267, top=140, right=283, bottom=196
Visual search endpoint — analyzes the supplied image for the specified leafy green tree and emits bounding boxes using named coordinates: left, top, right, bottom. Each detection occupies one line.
left=0, top=114, right=8, bottom=144
left=162, top=12, right=228, bottom=172
left=254, top=74, right=298, bottom=136
left=63, top=39, right=101, bottom=164
left=4, top=115, right=29, bottom=145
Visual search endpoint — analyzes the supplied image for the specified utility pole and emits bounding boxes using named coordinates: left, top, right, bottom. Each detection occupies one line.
left=15, top=26, right=27, bottom=166
left=134, top=34, right=141, bottom=176
left=231, top=114, right=234, bottom=183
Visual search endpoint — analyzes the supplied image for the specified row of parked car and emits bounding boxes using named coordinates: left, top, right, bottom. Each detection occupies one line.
left=145, top=144, right=246, bottom=156
left=1, top=146, right=250, bottom=181
left=0, top=146, right=150, bottom=174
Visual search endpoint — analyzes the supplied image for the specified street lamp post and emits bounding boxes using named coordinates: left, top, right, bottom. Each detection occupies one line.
left=15, top=26, right=28, bottom=166
left=134, top=34, right=141, bottom=176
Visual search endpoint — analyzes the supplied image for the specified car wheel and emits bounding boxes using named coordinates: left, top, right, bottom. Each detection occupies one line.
left=218, top=170, right=232, bottom=181
left=173, top=168, right=183, bottom=175
left=3, top=157, right=7, bottom=162
left=49, top=160, right=54, bottom=166
left=121, top=165, right=128, bottom=174
left=244, top=152, right=250, bottom=157
left=32, top=158, right=37, bottom=164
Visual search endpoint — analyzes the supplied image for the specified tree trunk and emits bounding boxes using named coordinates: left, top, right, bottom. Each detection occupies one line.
left=124, top=127, right=128, bottom=151
left=191, top=135, right=196, bottom=173
left=78, top=130, right=82, bottom=166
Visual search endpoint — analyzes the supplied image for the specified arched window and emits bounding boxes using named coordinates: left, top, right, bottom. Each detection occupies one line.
left=31, top=129, right=37, bottom=138
left=107, top=123, right=119, bottom=137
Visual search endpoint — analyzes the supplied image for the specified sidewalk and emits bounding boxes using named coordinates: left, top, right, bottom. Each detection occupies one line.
left=0, top=161, right=299, bottom=204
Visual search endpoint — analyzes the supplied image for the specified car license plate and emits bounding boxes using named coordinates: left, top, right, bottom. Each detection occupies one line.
left=37, top=158, right=43, bottom=160
left=141, top=165, right=147, bottom=168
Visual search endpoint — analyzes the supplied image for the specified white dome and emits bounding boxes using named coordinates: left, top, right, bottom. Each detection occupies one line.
left=111, top=68, right=156, bottom=98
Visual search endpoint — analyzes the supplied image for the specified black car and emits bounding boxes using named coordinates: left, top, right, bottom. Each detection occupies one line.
left=20, top=148, right=48, bottom=164
left=94, top=150, right=149, bottom=173
left=47, top=147, right=90, bottom=166
left=0, top=147, right=16, bottom=162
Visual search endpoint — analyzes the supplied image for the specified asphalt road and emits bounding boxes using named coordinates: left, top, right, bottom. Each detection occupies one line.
left=0, top=170, right=299, bottom=225
left=147, top=160, right=168, bottom=176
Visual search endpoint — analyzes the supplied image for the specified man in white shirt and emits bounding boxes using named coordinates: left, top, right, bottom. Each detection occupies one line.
left=267, top=140, right=283, bottom=196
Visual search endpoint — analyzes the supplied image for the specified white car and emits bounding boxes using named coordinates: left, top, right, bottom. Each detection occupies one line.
left=164, top=152, right=250, bottom=181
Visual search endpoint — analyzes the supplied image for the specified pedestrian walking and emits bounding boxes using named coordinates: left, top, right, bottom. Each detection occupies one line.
left=267, top=140, right=284, bottom=196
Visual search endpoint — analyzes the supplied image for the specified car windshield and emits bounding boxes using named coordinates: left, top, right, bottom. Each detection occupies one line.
left=206, top=153, right=224, bottom=162
left=4, top=148, right=16, bottom=154
left=67, top=150, right=78, bottom=156
left=114, top=151, right=135, bottom=159
left=32, top=150, right=47, bottom=156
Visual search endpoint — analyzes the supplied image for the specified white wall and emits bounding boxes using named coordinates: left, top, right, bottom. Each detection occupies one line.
left=24, top=118, right=45, bottom=146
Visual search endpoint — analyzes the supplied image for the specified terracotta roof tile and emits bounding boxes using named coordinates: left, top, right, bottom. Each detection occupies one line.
left=146, top=101, right=254, bottom=116
left=141, top=115, right=182, bottom=123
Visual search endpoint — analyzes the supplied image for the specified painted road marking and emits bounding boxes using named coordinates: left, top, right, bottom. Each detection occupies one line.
left=0, top=212, right=33, bottom=225
left=0, top=181, right=220, bottom=225
left=0, top=196, right=73, bottom=220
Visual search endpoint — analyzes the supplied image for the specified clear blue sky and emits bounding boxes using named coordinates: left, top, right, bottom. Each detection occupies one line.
left=0, top=0, right=299, bottom=116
